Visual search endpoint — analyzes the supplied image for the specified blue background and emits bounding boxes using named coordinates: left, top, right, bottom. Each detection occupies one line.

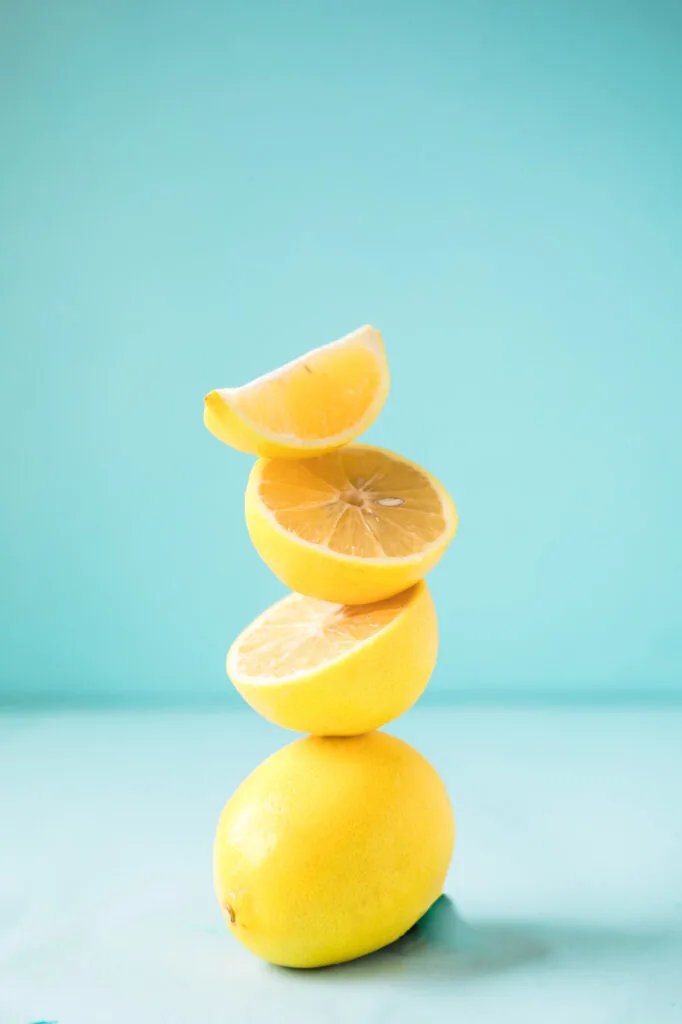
left=2, top=0, right=681, bottom=705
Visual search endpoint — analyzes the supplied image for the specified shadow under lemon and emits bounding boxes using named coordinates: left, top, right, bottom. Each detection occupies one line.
left=273, top=895, right=676, bottom=985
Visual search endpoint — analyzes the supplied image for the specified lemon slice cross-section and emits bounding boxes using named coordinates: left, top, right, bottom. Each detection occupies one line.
left=227, top=581, right=438, bottom=735
left=245, top=444, right=458, bottom=604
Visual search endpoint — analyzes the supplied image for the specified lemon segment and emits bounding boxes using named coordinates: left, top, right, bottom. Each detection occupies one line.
left=213, top=731, right=455, bottom=968
left=227, top=581, right=438, bottom=736
left=204, top=325, right=389, bottom=458
left=245, top=444, right=458, bottom=604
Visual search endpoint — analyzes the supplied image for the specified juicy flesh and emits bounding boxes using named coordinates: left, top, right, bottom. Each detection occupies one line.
left=258, top=448, right=447, bottom=558
left=234, top=340, right=383, bottom=440
left=235, top=590, right=410, bottom=680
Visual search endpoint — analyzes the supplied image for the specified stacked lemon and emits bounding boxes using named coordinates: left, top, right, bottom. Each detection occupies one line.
left=205, top=326, right=458, bottom=968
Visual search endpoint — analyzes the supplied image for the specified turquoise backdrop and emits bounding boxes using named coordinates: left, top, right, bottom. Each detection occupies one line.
left=2, top=0, right=681, bottom=704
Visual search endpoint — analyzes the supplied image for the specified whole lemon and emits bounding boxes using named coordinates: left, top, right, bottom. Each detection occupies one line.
left=213, top=731, right=454, bottom=968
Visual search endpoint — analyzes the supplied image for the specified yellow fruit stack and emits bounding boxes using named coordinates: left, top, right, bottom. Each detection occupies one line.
left=204, top=326, right=458, bottom=968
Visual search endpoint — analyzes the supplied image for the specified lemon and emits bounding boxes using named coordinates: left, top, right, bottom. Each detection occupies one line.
left=245, top=444, right=458, bottom=604
left=204, top=325, right=389, bottom=458
left=227, top=581, right=437, bottom=736
left=213, top=731, right=454, bottom=967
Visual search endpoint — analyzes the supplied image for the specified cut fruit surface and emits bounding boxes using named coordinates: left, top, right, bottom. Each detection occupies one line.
left=245, top=444, right=458, bottom=604
left=204, top=325, right=389, bottom=458
left=227, top=581, right=438, bottom=736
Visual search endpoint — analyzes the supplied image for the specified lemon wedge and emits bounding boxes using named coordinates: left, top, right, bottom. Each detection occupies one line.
left=204, top=325, right=389, bottom=458
left=245, top=444, right=457, bottom=604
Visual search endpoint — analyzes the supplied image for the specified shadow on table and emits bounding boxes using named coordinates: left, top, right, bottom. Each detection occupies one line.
left=280, top=895, right=676, bottom=986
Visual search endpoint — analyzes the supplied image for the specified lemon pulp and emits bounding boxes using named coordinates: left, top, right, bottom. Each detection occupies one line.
left=231, top=590, right=409, bottom=678
left=257, top=446, right=451, bottom=558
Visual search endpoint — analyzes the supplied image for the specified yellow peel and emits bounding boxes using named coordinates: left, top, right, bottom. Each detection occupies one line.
left=213, top=732, right=455, bottom=967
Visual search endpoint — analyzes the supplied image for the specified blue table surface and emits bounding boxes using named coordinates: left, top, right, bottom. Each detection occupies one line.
left=1, top=707, right=680, bottom=1024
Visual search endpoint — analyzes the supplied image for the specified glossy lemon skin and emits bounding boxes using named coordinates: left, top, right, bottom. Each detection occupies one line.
left=213, top=731, right=455, bottom=968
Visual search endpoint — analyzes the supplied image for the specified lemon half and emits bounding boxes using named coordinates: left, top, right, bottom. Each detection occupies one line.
left=245, top=444, right=458, bottom=604
left=227, top=581, right=438, bottom=736
left=204, top=325, right=389, bottom=458
left=214, top=731, right=455, bottom=967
